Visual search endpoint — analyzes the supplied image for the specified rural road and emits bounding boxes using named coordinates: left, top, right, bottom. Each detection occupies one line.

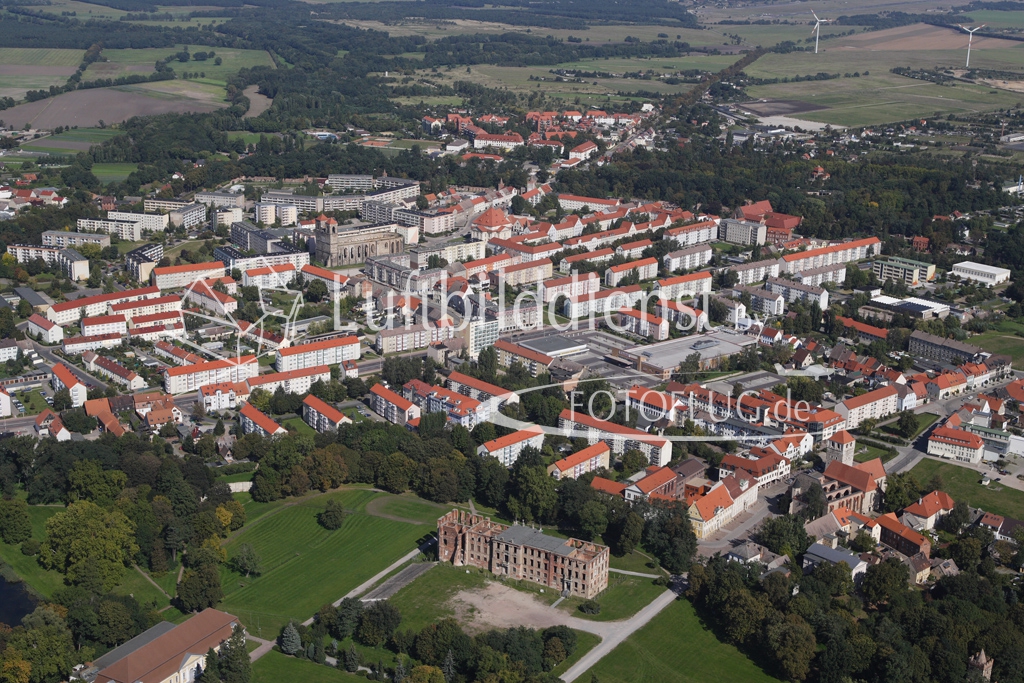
left=559, top=582, right=683, bottom=683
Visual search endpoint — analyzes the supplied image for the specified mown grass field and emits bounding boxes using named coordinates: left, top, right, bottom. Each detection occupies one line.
left=854, top=443, right=894, bottom=464
left=386, top=562, right=490, bottom=633
left=0, top=502, right=65, bottom=598
left=559, top=575, right=667, bottom=622
left=252, top=650, right=362, bottom=683
left=970, top=320, right=1024, bottom=368
left=92, top=163, right=138, bottom=182
left=282, top=416, right=316, bottom=436
left=584, top=598, right=782, bottom=683
left=219, top=488, right=433, bottom=637
left=92, top=46, right=275, bottom=88
left=911, top=459, right=1024, bottom=519
left=881, top=412, right=939, bottom=440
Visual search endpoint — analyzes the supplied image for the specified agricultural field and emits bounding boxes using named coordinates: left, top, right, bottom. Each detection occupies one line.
left=218, top=488, right=438, bottom=637
left=910, top=459, right=1024, bottom=520
left=0, top=48, right=84, bottom=101
left=91, top=46, right=275, bottom=87
left=92, top=163, right=138, bottom=182
left=741, top=24, right=1024, bottom=127
left=583, top=598, right=782, bottom=683
left=18, top=127, right=121, bottom=155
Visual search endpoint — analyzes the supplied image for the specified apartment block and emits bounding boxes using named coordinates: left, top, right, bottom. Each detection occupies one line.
left=107, top=211, right=169, bottom=232
left=477, top=425, right=545, bottom=466
left=730, top=258, right=781, bottom=285
left=655, top=271, right=712, bottom=299
left=41, top=231, right=111, bottom=249
left=164, top=356, right=259, bottom=394
left=663, top=244, right=713, bottom=273
left=151, top=262, right=226, bottom=290
left=764, top=277, right=829, bottom=309
left=275, top=336, right=360, bottom=371
left=301, top=394, right=353, bottom=433
left=605, top=257, right=658, bottom=286
left=370, top=383, right=422, bottom=426
left=239, top=403, right=286, bottom=437
left=837, top=386, right=899, bottom=430
left=872, top=257, right=935, bottom=286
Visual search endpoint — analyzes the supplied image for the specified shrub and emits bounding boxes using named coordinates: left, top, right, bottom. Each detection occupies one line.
left=578, top=600, right=601, bottom=615
left=20, top=539, right=40, bottom=555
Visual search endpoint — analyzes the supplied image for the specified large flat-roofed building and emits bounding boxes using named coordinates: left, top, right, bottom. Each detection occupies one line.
left=872, top=257, right=935, bottom=286
left=125, top=244, right=164, bottom=283
left=615, top=329, right=757, bottom=379
left=195, top=190, right=245, bottom=208
left=908, top=330, right=983, bottom=363
left=438, top=510, right=609, bottom=599
left=41, top=230, right=111, bottom=249
left=57, top=248, right=89, bottom=282
left=729, top=258, right=781, bottom=285
left=151, top=261, right=225, bottom=289
left=275, top=336, right=360, bottom=371
left=559, top=408, right=671, bottom=467
left=858, top=295, right=949, bottom=323
left=213, top=244, right=310, bottom=272
left=952, top=261, right=1011, bottom=286
left=410, top=240, right=486, bottom=269
left=107, top=211, right=169, bottom=232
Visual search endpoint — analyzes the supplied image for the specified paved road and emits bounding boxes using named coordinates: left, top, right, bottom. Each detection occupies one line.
left=608, top=568, right=660, bottom=578
left=29, top=339, right=109, bottom=391
left=559, top=581, right=683, bottom=683
left=246, top=636, right=276, bottom=663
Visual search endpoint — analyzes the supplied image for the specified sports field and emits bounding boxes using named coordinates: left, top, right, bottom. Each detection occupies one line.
left=219, top=488, right=436, bottom=637
left=910, top=459, right=1024, bottom=520
left=0, top=48, right=83, bottom=100
left=583, top=598, right=782, bottom=683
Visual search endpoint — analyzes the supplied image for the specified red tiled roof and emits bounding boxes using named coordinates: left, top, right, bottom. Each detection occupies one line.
left=553, top=443, right=609, bottom=472
left=152, top=261, right=224, bottom=276
left=590, top=476, right=626, bottom=496
left=929, top=426, right=984, bottom=450
left=692, top=483, right=734, bottom=521
left=829, top=430, right=855, bottom=445
left=494, top=339, right=553, bottom=366
left=27, top=313, right=56, bottom=330
left=49, top=285, right=160, bottom=313
left=480, top=425, right=544, bottom=453
left=302, top=394, right=347, bottom=424
left=52, top=362, right=83, bottom=388
left=370, top=383, right=415, bottom=412
left=842, top=385, right=898, bottom=410
left=278, top=336, right=359, bottom=357
left=904, top=490, right=955, bottom=518
left=164, top=356, right=256, bottom=377
left=239, top=402, right=284, bottom=435
left=633, top=466, right=676, bottom=494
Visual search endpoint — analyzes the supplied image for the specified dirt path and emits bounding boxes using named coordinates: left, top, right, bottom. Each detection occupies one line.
left=133, top=564, right=170, bottom=599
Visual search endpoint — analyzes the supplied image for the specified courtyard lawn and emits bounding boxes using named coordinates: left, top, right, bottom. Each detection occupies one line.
left=218, top=489, right=432, bottom=636
left=252, top=650, right=362, bottom=683
left=910, top=459, right=1024, bottom=519
left=559, top=575, right=667, bottom=622
left=387, top=563, right=490, bottom=633
left=216, top=471, right=254, bottom=485
left=854, top=444, right=894, bottom=464
left=882, top=412, right=939, bottom=440
left=17, top=389, right=49, bottom=416
left=282, top=417, right=315, bottom=436
left=0, top=502, right=65, bottom=598
left=584, top=598, right=782, bottom=683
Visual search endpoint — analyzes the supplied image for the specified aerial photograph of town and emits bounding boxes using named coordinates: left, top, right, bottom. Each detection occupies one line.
left=8, top=0, right=1024, bottom=681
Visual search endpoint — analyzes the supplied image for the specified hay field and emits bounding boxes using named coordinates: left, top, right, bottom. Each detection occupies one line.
left=90, top=46, right=275, bottom=87
left=0, top=48, right=85, bottom=100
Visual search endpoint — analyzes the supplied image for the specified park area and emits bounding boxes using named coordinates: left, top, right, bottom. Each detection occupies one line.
left=910, top=459, right=1024, bottom=520
left=583, top=598, right=781, bottom=683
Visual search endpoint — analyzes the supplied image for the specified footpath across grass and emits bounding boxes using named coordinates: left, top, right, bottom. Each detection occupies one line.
left=584, top=598, right=782, bottom=683
left=910, top=459, right=1024, bottom=520
left=559, top=575, right=667, bottom=622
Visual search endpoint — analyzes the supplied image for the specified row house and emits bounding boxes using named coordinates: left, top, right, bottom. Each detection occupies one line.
left=548, top=443, right=610, bottom=480
left=275, top=335, right=360, bottom=371
left=239, top=402, right=286, bottom=437
left=247, top=366, right=331, bottom=396
left=477, top=425, right=545, bottom=467
left=764, top=277, right=829, bottom=309
left=128, top=309, right=183, bottom=330
left=563, top=285, right=643, bottom=319
left=62, top=333, right=122, bottom=355
left=558, top=408, right=671, bottom=467
left=654, top=271, right=712, bottom=298
left=302, top=394, right=353, bottom=433
left=83, top=352, right=146, bottom=390
left=163, top=356, right=259, bottom=394
left=730, top=258, right=781, bottom=285
left=616, top=308, right=669, bottom=341
left=46, top=285, right=162, bottom=326
left=539, top=271, right=601, bottom=303
left=780, top=237, right=881, bottom=274
left=663, top=244, right=713, bottom=273
left=836, top=385, right=899, bottom=429
left=154, top=340, right=203, bottom=365
left=560, top=248, right=615, bottom=274
left=369, top=383, right=421, bottom=426
left=403, top=379, right=490, bottom=429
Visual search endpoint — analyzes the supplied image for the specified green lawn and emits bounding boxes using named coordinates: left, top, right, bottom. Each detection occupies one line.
left=387, top=563, right=490, bottom=633
left=282, top=417, right=315, bottom=436
left=911, top=459, right=1024, bottom=519
left=969, top=325, right=1024, bottom=368
left=368, top=495, right=449, bottom=525
left=15, top=389, right=48, bottom=416
left=0, top=504, right=65, bottom=598
left=252, top=650, right=363, bottom=683
left=854, top=444, right=895, bottom=464
left=217, top=471, right=254, bottom=485
left=226, top=131, right=264, bottom=145
left=881, top=412, right=939, bottom=440
left=584, top=598, right=782, bottom=683
left=232, top=492, right=289, bottom=526
left=92, top=163, right=138, bottom=182
left=608, top=551, right=661, bottom=574
left=219, top=489, right=431, bottom=637
left=559, top=575, right=667, bottom=622
left=552, top=630, right=601, bottom=677
left=109, top=565, right=172, bottom=609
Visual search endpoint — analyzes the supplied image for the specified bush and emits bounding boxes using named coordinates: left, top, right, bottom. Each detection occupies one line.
left=20, top=539, right=40, bottom=555
left=578, top=600, right=601, bottom=615
left=319, top=499, right=346, bottom=530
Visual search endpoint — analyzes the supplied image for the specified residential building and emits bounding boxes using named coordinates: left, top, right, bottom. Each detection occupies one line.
left=110, top=294, right=182, bottom=322
left=720, top=218, right=767, bottom=246
left=438, top=510, right=610, bottom=599
left=624, top=466, right=679, bottom=502
left=83, top=352, right=146, bottom=390
left=730, top=258, right=781, bottom=285
left=654, top=271, right=712, bottom=298
left=548, top=443, right=611, bottom=480
left=908, top=330, right=982, bottom=363
left=563, top=285, right=644, bottom=319
left=477, top=425, right=545, bottom=467
left=876, top=512, right=931, bottom=558
left=539, top=272, right=601, bottom=303
left=246, top=366, right=331, bottom=396
left=239, top=402, right=286, bottom=437
left=403, top=379, right=490, bottom=429
left=616, top=307, right=669, bottom=341
left=199, top=382, right=248, bottom=412
left=51, top=362, right=86, bottom=407
left=27, top=314, right=62, bottom=343
left=718, top=452, right=790, bottom=487
left=62, top=333, right=122, bottom=354
left=872, top=257, right=936, bottom=286
left=369, top=383, right=421, bottom=426
left=688, top=476, right=759, bottom=539
left=927, top=426, right=985, bottom=464
left=802, top=543, right=868, bottom=580
left=663, top=245, right=713, bottom=273
left=76, top=217, right=145, bottom=241
left=151, top=262, right=225, bottom=289
left=195, top=191, right=246, bottom=208
left=655, top=300, right=708, bottom=332
left=494, top=339, right=553, bottom=376
left=605, top=257, right=658, bottom=286
left=952, top=261, right=1011, bottom=285
left=901, top=490, right=955, bottom=531
left=125, top=243, right=164, bottom=282
left=780, top=237, right=881, bottom=274
left=559, top=408, right=671, bottom=467
left=302, top=394, right=353, bottom=433
left=57, top=249, right=89, bottom=282
left=243, top=264, right=296, bottom=289
left=107, top=211, right=169, bottom=232
left=764, top=277, right=829, bottom=309
left=276, top=336, right=360, bottom=371
left=300, top=264, right=349, bottom=293
left=447, top=371, right=519, bottom=409
left=81, top=314, right=128, bottom=337
left=837, top=386, right=899, bottom=430
left=41, top=230, right=110, bottom=249
left=163, top=356, right=259, bottom=394
left=184, top=279, right=237, bottom=315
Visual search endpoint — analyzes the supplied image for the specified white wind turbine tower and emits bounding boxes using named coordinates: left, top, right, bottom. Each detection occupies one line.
left=811, top=11, right=831, bottom=54
left=958, top=24, right=986, bottom=68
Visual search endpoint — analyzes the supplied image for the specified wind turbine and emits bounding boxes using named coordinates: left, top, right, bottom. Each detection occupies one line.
left=811, top=11, right=831, bottom=54
left=958, top=24, right=986, bottom=68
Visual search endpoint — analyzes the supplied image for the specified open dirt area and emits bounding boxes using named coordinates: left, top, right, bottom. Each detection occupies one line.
left=737, top=99, right=827, bottom=116
left=0, top=85, right=226, bottom=129
left=834, top=23, right=1022, bottom=51
left=243, top=85, right=273, bottom=118
left=0, top=65, right=77, bottom=77
left=451, top=583, right=604, bottom=635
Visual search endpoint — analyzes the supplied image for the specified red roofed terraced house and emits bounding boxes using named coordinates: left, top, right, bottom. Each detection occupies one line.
left=184, top=279, right=237, bottom=316
left=92, top=609, right=242, bottom=683
left=369, top=383, right=421, bottom=426
left=547, top=443, right=611, bottom=480
left=246, top=366, right=331, bottom=396
left=654, top=271, right=713, bottom=298
left=27, top=313, right=63, bottom=344
left=927, top=426, right=985, bottom=464
left=239, top=402, right=286, bottom=437
left=150, top=261, right=225, bottom=290
left=302, top=394, right=353, bottom=433
left=875, top=512, right=931, bottom=558
left=81, top=314, right=128, bottom=337
left=51, top=362, right=87, bottom=407
left=473, top=132, right=524, bottom=151
left=836, top=385, right=899, bottom=429
left=781, top=237, right=881, bottom=274
left=835, top=316, right=889, bottom=344
left=477, top=425, right=545, bottom=466
left=275, top=335, right=360, bottom=371
left=559, top=408, right=672, bottom=467
left=110, top=294, right=183, bottom=322
left=163, top=356, right=259, bottom=394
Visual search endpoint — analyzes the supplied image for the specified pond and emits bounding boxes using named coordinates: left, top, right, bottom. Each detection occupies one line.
left=0, top=575, right=35, bottom=627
